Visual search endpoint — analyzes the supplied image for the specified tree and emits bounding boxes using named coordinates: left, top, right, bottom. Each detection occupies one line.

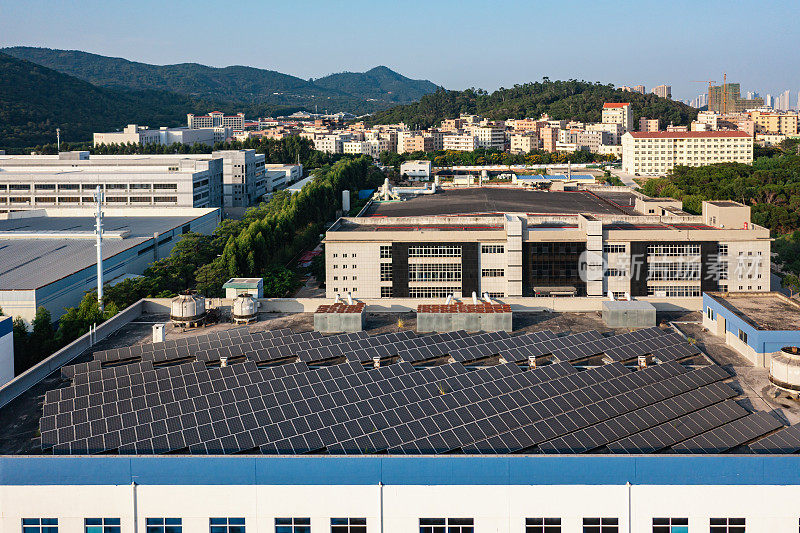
left=262, top=266, right=297, bottom=297
left=29, top=306, right=55, bottom=364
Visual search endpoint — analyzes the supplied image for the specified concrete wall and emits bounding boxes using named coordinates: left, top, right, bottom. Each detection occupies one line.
left=417, top=312, right=512, bottom=333
left=314, top=312, right=365, bottom=333
left=602, top=301, right=656, bottom=329
left=0, top=300, right=145, bottom=409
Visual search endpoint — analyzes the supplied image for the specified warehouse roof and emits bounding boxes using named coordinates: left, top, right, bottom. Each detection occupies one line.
left=0, top=212, right=213, bottom=290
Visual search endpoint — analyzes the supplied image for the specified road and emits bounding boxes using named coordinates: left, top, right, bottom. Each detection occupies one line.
left=609, top=168, right=638, bottom=188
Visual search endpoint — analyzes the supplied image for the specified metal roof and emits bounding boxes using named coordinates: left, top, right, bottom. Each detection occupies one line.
left=0, top=215, right=206, bottom=290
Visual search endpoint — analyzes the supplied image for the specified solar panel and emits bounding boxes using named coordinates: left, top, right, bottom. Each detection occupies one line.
left=749, top=423, right=800, bottom=454
left=671, top=411, right=783, bottom=454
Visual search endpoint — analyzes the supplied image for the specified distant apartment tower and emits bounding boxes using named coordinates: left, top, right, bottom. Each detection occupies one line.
left=539, top=127, right=559, bottom=152
left=639, top=118, right=660, bottom=132
left=188, top=112, right=246, bottom=131
left=632, top=85, right=646, bottom=94
left=708, top=83, right=763, bottom=113
left=509, top=133, right=539, bottom=154
left=602, top=103, right=634, bottom=133
left=473, top=126, right=505, bottom=150
left=442, top=133, right=479, bottom=152
left=652, top=85, right=672, bottom=99
left=750, top=111, right=799, bottom=135
left=622, top=131, right=753, bottom=176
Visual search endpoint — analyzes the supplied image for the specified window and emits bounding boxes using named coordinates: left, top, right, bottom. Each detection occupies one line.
left=85, top=519, right=121, bottom=533
left=605, top=268, right=627, bottom=277
left=481, top=268, right=504, bottom=277
left=738, top=329, right=748, bottom=343
left=409, top=286, right=460, bottom=298
left=419, top=519, right=473, bottom=533
left=409, top=263, right=461, bottom=282
left=603, top=244, right=625, bottom=254
left=210, top=518, right=245, bottom=533
left=647, top=244, right=701, bottom=256
left=718, top=244, right=728, bottom=257
left=330, top=518, right=366, bottom=533
left=154, top=196, right=178, bottom=203
left=146, top=519, right=182, bottom=533
left=409, top=245, right=461, bottom=257
left=106, top=183, right=127, bottom=190
left=486, top=292, right=504, bottom=298
left=275, top=518, right=310, bottom=533
left=154, top=183, right=178, bottom=190
left=707, top=307, right=714, bottom=320
left=582, top=518, right=618, bottom=533
left=380, top=245, right=392, bottom=258
left=710, top=518, right=745, bottom=533
left=22, top=519, right=58, bottom=533
left=130, top=183, right=152, bottom=190
left=652, top=518, right=687, bottom=533
left=481, top=244, right=504, bottom=254
left=381, top=287, right=393, bottom=297
left=525, top=517, right=561, bottom=533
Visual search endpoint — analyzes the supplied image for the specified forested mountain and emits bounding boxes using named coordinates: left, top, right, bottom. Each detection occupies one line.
left=0, top=52, right=216, bottom=149
left=2, top=47, right=438, bottom=111
left=366, top=80, right=698, bottom=128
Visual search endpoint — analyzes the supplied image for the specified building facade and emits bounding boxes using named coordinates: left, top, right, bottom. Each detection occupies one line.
left=621, top=131, right=753, bottom=176
left=639, top=118, right=660, bottom=132
left=750, top=111, right=798, bottom=135
left=324, top=197, right=768, bottom=300
left=94, top=125, right=231, bottom=147
left=188, top=112, right=245, bottom=131
left=0, top=152, right=223, bottom=209
left=601, top=103, right=634, bottom=133
left=442, top=134, right=479, bottom=152
left=213, top=150, right=267, bottom=207
left=651, top=84, right=672, bottom=99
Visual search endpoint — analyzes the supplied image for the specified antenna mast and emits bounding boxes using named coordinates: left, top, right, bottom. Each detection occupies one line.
left=95, top=186, right=105, bottom=312
left=56, top=128, right=60, bottom=152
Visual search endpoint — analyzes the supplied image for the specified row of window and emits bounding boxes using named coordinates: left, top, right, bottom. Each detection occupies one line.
left=647, top=244, right=701, bottom=256
left=20, top=516, right=757, bottom=533
left=481, top=268, right=504, bottom=277
left=409, top=263, right=462, bottom=282
left=0, top=183, right=178, bottom=191
left=0, top=196, right=179, bottom=204
left=649, top=262, right=701, bottom=281
left=646, top=285, right=702, bottom=297
left=409, top=286, right=460, bottom=298
left=603, top=244, right=626, bottom=254
left=481, top=245, right=504, bottom=254
left=409, top=245, right=462, bottom=257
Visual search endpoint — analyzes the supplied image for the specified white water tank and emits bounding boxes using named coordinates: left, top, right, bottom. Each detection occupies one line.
left=769, top=346, right=800, bottom=393
left=232, top=293, right=259, bottom=324
left=170, top=291, right=206, bottom=327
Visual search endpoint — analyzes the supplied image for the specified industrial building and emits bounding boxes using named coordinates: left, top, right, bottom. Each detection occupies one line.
left=0, top=152, right=224, bottom=209
left=323, top=188, right=770, bottom=300
left=0, top=207, right=220, bottom=325
left=3, top=310, right=800, bottom=529
left=93, top=124, right=231, bottom=147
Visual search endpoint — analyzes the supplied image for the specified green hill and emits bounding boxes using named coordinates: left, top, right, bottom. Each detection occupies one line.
left=366, top=80, right=698, bottom=128
left=2, top=47, right=438, bottom=112
left=0, top=52, right=217, bottom=149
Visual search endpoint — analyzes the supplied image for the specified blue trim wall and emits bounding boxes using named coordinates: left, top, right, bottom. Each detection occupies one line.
left=2, top=456, right=800, bottom=486
left=703, top=293, right=800, bottom=354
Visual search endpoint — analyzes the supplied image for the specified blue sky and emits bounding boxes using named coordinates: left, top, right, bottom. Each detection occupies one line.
left=1, top=0, right=798, bottom=101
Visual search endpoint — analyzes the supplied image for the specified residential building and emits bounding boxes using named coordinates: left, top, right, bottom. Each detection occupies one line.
left=0, top=152, right=223, bottom=209
left=602, top=103, right=634, bottom=133
left=666, top=124, right=688, bottom=132
left=440, top=118, right=465, bottom=131
left=398, top=133, right=434, bottom=154
left=400, top=160, right=433, bottom=180
left=442, top=133, right=479, bottom=152
left=756, top=133, right=787, bottom=147
left=325, top=188, right=768, bottom=299
left=621, top=131, right=754, bottom=176
left=632, top=84, right=646, bottom=94
left=586, top=123, right=623, bottom=145
left=539, top=127, right=559, bottom=152
left=509, top=133, right=539, bottom=154
left=597, top=144, right=623, bottom=158
left=187, top=111, right=246, bottom=131
left=708, top=83, right=764, bottom=113
left=213, top=149, right=267, bottom=207
left=343, top=140, right=387, bottom=158
left=473, top=126, right=506, bottom=150
left=750, top=110, right=798, bottom=135
left=697, top=111, right=719, bottom=130
left=639, top=118, right=660, bottom=132
left=652, top=85, right=672, bottom=99
left=314, top=134, right=352, bottom=154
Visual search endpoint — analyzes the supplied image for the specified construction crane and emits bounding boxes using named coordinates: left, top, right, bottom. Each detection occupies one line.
left=691, top=80, right=717, bottom=109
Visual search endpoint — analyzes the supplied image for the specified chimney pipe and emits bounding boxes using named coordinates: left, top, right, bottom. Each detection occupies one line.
left=220, top=356, right=228, bottom=368
left=373, top=356, right=381, bottom=368
left=528, top=355, right=537, bottom=369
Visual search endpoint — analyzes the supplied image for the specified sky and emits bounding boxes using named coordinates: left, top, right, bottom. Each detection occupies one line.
left=1, top=0, right=799, bottom=102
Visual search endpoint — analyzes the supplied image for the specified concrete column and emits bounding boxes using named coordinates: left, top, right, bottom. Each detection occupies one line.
left=581, top=214, right=604, bottom=297
left=504, top=215, right=524, bottom=297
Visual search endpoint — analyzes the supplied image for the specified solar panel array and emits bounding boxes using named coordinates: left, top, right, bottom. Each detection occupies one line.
left=40, top=325, right=795, bottom=455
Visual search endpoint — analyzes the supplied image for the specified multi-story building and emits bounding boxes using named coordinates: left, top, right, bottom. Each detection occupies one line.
left=400, top=160, right=433, bottom=180
left=314, top=134, right=353, bottom=154
left=574, top=131, right=609, bottom=152
left=639, top=118, right=660, bottom=132
left=632, top=84, right=646, bottom=94
left=652, top=85, right=672, bottom=99
left=539, top=127, right=559, bottom=152
left=0, top=152, right=223, bottom=209
left=398, top=133, right=434, bottom=154
left=602, top=103, right=634, bottom=133
left=324, top=188, right=769, bottom=299
left=621, top=131, right=753, bottom=176
left=263, top=163, right=303, bottom=192
left=94, top=124, right=231, bottom=147
left=187, top=111, right=246, bottom=131
left=442, top=133, right=479, bottom=152
left=586, top=123, right=623, bottom=145
left=697, top=111, right=719, bottom=130
left=750, top=110, right=799, bottom=135
left=473, top=126, right=506, bottom=150
left=509, top=133, right=539, bottom=154
left=440, top=118, right=465, bottom=132
left=342, top=140, right=387, bottom=158
left=213, top=149, right=266, bottom=207
left=708, top=84, right=764, bottom=113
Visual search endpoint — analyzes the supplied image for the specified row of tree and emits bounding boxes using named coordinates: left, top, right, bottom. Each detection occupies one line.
left=379, top=147, right=614, bottom=172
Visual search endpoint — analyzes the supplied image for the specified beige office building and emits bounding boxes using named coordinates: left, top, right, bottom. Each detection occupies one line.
left=509, top=133, right=539, bottom=154
left=622, top=131, right=753, bottom=176
left=639, top=118, right=660, bottom=132
left=324, top=188, right=769, bottom=300
left=750, top=111, right=799, bottom=135
left=443, top=134, right=479, bottom=152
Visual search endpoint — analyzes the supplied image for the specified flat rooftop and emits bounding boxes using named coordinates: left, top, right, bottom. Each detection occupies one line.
left=0, top=213, right=210, bottom=290
left=710, top=292, right=800, bottom=331
left=362, top=188, right=631, bottom=217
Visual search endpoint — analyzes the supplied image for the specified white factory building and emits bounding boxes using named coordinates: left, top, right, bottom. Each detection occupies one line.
left=2, top=456, right=800, bottom=532
left=93, top=124, right=232, bottom=147
left=0, top=207, right=220, bottom=325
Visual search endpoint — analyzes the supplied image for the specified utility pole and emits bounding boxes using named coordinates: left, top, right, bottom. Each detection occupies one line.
left=56, top=128, right=60, bottom=152
left=95, top=186, right=105, bottom=312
